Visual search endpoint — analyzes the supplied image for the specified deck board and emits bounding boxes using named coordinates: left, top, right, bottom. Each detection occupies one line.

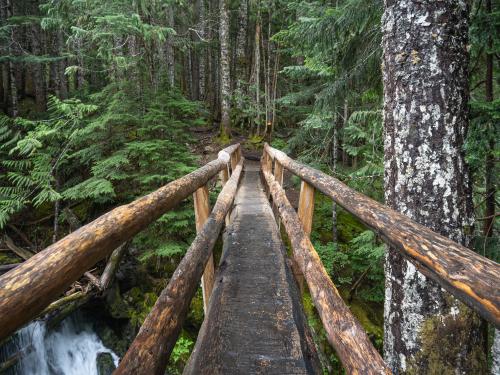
left=184, top=161, right=321, bottom=375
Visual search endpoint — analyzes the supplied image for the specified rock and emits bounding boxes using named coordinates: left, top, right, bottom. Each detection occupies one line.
left=97, top=352, right=116, bottom=375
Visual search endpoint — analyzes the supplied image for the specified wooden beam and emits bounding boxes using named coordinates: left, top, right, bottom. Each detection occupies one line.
left=262, top=167, right=391, bottom=374
left=297, top=180, right=315, bottom=235
left=219, top=164, right=231, bottom=226
left=115, top=159, right=244, bottom=375
left=0, top=144, right=241, bottom=341
left=193, top=185, right=215, bottom=312
left=264, top=143, right=500, bottom=327
left=272, top=160, right=284, bottom=224
left=230, top=151, right=238, bottom=172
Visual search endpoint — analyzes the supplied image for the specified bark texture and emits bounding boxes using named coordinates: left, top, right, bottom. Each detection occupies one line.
left=219, top=0, right=231, bottom=137
left=165, top=6, right=175, bottom=87
left=381, top=1, right=486, bottom=372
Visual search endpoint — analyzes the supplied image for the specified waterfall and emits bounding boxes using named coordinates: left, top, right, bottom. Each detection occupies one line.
left=1, top=316, right=119, bottom=375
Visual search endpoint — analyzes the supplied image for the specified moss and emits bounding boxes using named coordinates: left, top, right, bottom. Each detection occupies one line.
left=216, top=132, right=231, bottom=145
left=0, top=252, right=21, bottom=265
left=348, top=300, right=383, bottom=351
left=186, top=287, right=205, bottom=326
left=406, top=302, right=487, bottom=375
left=105, top=284, right=130, bottom=319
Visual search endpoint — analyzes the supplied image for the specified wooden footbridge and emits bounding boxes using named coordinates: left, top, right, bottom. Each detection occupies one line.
left=0, top=144, right=498, bottom=374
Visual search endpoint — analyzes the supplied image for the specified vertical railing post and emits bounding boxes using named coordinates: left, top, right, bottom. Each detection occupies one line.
left=293, top=180, right=315, bottom=293
left=298, top=180, right=315, bottom=235
left=193, top=185, right=214, bottom=313
left=272, top=160, right=284, bottom=224
left=220, top=160, right=231, bottom=226
left=230, top=150, right=238, bottom=172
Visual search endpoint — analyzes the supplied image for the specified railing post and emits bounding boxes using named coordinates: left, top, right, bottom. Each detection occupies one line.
left=298, top=180, right=315, bottom=235
left=293, top=180, right=315, bottom=293
left=193, top=185, right=215, bottom=313
left=272, top=160, right=284, bottom=224
left=230, top=150, right=238, bottom=172
left=220, top=163, right=231, bottom=226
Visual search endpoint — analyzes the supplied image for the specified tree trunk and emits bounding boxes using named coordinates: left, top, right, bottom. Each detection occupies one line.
left=197, top=0, right=206, bottom=101
left=76, top=37, right=85, bottom=90
left=331, top=114, right=339, bottom=244
left=235, top=0, right=248, bottom=93
left=57, top=31, right=68, bottom=99
left=493, top=330, right=500, bottom=375
left=3, top=0, right=18, bottom=117
left=165, top=6, right=175, bottom=87
left=382, top=1, right=486, bottom=373
left=483, top=0, right=499, bottom=371
left=219, top=0, right=231, bottom=137
left=253, top=16, right=261, bottom=136
left=483, top=0, right=495, bottom=239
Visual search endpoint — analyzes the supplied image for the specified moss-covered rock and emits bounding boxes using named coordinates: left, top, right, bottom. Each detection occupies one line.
left=97, top=352, right=116, bottom=375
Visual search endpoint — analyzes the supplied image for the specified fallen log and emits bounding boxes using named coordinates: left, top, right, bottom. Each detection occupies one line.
left=100, top=241, right=131, bottom=290
left=7, top=225, right=35, bottom=249
left=3, top=235, right=34, bottom=260
left=262, top=167, right=390, bottom=374
left=264, top=143, right=500, bottom=327
left=115, top=159, right=244, bottom=375
left=0, top=144, right=240, bottom=341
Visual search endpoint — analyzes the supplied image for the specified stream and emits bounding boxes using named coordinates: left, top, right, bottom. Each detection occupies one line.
left=0, top=314, right=119, bottom=375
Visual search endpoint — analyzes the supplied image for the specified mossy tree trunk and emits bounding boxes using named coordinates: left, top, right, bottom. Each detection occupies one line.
left=382, top=0, right=486, bottom=373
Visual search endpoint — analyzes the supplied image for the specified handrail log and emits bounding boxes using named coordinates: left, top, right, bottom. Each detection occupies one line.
left=115, top=158, right=244, bottom=375
left=262, top=166, right=391, bottom=374
left=264, top=143, right=500, bottom=327
left=0, top=144, right=240, bottom=341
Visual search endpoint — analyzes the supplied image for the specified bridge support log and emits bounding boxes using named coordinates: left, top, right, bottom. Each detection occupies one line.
left=115, top=159, right=244, bottom=375
left=0, top=146, right=240, bottom=341
left=262, top=167, right=391, bottom=374
left=264, top=144, right=500, bottom=327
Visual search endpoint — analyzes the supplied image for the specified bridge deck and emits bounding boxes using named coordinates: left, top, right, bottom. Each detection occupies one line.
left=185, top=160, right=321, bottom=374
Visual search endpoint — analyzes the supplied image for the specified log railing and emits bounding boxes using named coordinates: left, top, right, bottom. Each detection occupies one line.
left=0, top=143, right=242, bottom=342
left=115, top=156, right=243, bottom=375
left=262, top=143, right=500, bottom=373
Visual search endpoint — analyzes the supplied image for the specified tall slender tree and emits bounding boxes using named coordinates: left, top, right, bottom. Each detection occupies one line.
left=382, top=1, right=486, bottom=372
left=219, top=0, right=231, bottom=137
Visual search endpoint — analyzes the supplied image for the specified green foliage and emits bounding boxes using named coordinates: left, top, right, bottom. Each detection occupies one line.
left=123, top=287, right=158, bottom=329
left=167, top=332, right=195, bottom=374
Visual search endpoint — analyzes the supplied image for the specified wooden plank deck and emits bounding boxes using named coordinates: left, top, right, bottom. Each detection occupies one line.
left=184, top=160, right=321, bottom=374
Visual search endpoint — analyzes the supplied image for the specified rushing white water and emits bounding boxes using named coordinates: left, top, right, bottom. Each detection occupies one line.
left=5, top=317, right=119, bottom=375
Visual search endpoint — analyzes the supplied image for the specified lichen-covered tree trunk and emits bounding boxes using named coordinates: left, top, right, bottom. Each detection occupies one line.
left=493, top=331, right=500, bottom=375
left=219, top=0, right=231, bottom=137
left=197, top=0, right=207, bottom=101
left=382, top=1, right=486, bottom=373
